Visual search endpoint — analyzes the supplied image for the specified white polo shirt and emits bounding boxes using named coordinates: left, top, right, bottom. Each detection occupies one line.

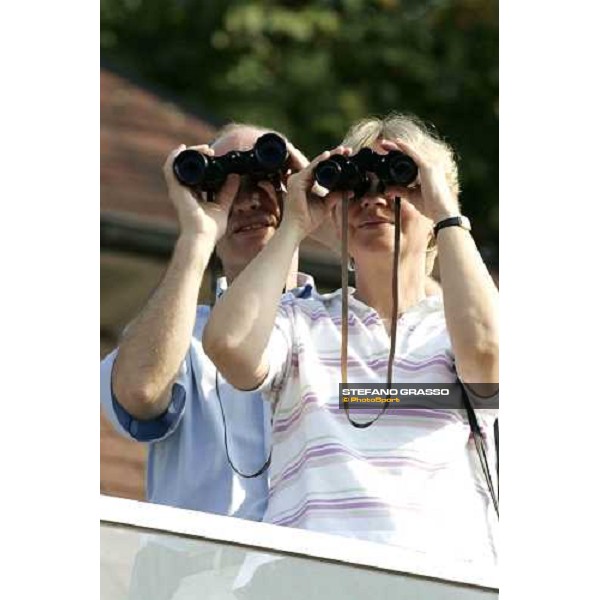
left=257, top=288, right=498, bottom=568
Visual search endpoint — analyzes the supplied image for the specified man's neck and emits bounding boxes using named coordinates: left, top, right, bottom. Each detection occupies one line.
left=224, top=263, right=299, bottom=292
left=354, top=251, right=427, bottom=320
left=223, top=263, right=243, bottom=285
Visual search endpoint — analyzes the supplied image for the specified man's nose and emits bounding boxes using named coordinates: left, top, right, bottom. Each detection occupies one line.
left=233, top=193, right=261, bottom=214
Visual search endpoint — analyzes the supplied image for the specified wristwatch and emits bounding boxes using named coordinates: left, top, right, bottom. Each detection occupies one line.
left=433, top=215, right=471, bottom=238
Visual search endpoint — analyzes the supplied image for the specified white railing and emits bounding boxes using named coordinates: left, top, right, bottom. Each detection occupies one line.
left=100, top=494, right=498, bottom=599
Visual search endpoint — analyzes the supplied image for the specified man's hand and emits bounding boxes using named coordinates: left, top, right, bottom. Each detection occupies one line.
left=163, top=145, right=240, bottom=239
left=380, top=139, right=460, bottom=224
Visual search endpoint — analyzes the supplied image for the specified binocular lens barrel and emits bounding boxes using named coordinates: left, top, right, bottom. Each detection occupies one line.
left=387, top=154, right=418, bottom=186
left=173, top=150, right=210, bottom=187
left=254, top=133, right=288, bottom=170
left=314, top=161, right=343, bottom=190
left=314, top=148, right=418, bottom=195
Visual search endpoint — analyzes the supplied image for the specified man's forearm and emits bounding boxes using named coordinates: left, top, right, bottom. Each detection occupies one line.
left=203, top=225, right=301, bottom=390
left=436, top=228, right=499, bottom=384
left=112, top=233, right=215, bottom=418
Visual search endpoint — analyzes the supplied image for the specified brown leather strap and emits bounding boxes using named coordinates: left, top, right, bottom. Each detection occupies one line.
left=387, top=198, right=401, bottom=388
left=341, top=193, right=349, bottom=384
left=343, top=196, right=402, bottom=429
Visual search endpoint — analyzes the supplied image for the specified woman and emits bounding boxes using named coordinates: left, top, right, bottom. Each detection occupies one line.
left=203, top=113, right=499, bottom=568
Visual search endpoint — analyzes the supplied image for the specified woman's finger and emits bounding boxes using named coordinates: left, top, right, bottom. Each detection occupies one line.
left=392, top=138, right=426, bottom=168
left=379, top=140, right=400, bottom=152
left=287, top=143, right=309, bottom=171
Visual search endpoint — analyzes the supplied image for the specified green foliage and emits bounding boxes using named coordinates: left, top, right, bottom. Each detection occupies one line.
left=101, top=0, right=498, bottom=257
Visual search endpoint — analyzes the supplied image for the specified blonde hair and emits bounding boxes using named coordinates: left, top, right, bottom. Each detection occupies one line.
left=342, top=113, right=459, bottom=275
left=342, top=113, right=460, bottom=197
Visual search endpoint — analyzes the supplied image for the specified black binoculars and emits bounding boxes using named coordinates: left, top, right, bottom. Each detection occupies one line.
left=314, top=148, right=418, bottom=197
left=173, top=133, right=289, bottom=194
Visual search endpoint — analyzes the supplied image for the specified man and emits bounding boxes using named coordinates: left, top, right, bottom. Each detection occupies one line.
left=100, top=123, right=319, bottom=520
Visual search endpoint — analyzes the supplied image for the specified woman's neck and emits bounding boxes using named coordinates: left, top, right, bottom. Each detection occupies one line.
left=354, top=250, right=427, bottom=320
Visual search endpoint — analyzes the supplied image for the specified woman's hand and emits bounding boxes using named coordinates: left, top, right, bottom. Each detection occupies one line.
left=162, top=144, right=240, bottom=240
left=285, top=141, right=310, bottom=176
left=380, top=139, right=460, bottom=224
left=281, top=147, right=351, bottom=241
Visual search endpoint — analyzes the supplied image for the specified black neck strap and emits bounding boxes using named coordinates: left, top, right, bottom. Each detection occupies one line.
left=462, top=385, right=499, bottom=516
left=215, top=371, right=271, bottom=479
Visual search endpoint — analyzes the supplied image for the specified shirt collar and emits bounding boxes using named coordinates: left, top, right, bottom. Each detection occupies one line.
left=313, top=286, right=443, bottom=316
left=292, top=272, right=315, bottom=299
left=216, top=272, right=316, bottom=300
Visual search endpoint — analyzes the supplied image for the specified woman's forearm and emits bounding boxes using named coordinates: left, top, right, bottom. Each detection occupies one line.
left=436, top=227, right=499, bottom=384
left=203, top=224, right=303, bottom=390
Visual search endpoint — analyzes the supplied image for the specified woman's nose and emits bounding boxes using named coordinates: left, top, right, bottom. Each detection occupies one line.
left=359, top=194, right=388, bottom=210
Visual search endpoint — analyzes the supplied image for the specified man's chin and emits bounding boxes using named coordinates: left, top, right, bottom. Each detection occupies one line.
left=230, top=226, right=276, bottom=252
left=232, top=225, right=274, bottom=239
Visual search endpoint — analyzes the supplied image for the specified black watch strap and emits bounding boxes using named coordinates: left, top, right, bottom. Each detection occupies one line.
left=433, top=215, right=471, bottom=238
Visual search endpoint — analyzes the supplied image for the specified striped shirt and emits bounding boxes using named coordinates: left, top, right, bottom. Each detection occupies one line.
left=258, top=288, right=498, bottom=567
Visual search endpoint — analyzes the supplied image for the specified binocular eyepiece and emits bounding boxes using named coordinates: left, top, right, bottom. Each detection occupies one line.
left=314, top=148, right=418, bottom=197
left=173, top=133, right=289, bottom=194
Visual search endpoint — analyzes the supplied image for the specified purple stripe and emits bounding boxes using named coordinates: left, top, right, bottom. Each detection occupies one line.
left=290, top=303, right=442, bottom=333
left=272, top=498, right=387, bottom=527
left=270, top=441, right=448, bottom=492
left=290, top=308, right=381, bottom=328
left=273, top=390, right=459, bottom=435
left=273, top=394, right=321, bottom=433
left=291, top=351, right=453, bottom=372
left=270, top=443, right=350, bottom=489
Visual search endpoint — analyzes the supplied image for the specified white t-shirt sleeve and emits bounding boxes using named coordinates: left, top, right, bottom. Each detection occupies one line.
left=252, top=302, right=295, bottom=405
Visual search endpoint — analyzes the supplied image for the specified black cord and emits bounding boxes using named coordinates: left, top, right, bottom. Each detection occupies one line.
left=215, top=371, right=272, bottom=479
left=462, top=387, right=499, bottom=517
